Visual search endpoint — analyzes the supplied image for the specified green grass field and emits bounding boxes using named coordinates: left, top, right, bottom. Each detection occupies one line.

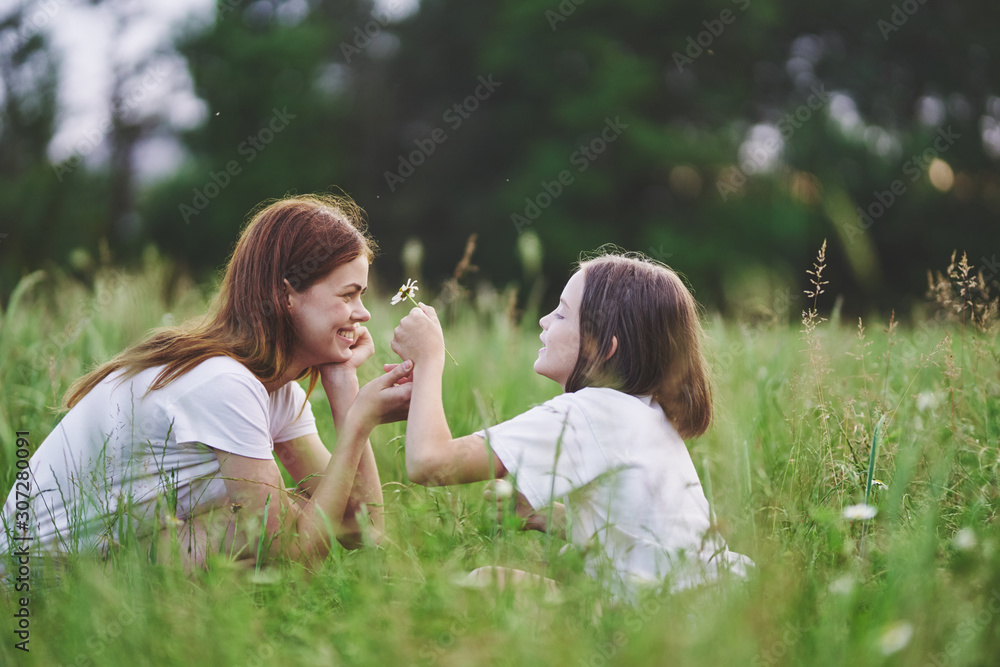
left=1, top=247, right=998, bottom=666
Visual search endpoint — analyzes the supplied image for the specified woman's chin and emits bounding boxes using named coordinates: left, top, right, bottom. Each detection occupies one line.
left=323, top=347, right=354, bottom=365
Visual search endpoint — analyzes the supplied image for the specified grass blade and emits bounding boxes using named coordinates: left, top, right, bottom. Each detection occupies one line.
left=865, top=414, right=889, bottom=505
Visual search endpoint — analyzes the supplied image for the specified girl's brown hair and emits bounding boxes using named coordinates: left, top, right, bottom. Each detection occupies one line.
left=564, top=249, right=712, bottom=439
left=63, top=193, right=377, bottom=409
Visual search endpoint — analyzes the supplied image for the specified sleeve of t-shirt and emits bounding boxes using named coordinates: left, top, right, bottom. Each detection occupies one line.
left=474, top=394, right=601, bottom=511
left=168, top=372, right=275, bottom=460
left=270, top=380, right=319, bottom=443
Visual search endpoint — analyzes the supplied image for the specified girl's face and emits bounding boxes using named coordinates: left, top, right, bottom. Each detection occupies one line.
left=287, top=255, right=371, bottom=366
left=535, top=269, right=585, bottom=389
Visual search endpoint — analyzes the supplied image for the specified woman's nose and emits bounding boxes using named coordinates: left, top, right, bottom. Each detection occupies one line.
left=355, top=301, right=371, bottom=322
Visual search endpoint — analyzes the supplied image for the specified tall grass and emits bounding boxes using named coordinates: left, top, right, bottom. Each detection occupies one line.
left=1, top=246, right=999, bottom=666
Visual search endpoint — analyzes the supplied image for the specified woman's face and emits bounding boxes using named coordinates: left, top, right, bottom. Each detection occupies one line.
left=534, top=269, right=585, bottom=389
left=287, top=255, right=371, bottom=366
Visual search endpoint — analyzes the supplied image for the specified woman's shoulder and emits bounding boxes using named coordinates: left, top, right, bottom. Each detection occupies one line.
left=163, top=356, right=267, bottom=399
left=193, top=355, right=254, bottom=374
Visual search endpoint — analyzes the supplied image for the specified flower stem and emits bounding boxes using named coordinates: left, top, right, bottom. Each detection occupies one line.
left=408, top=295, right=458, bottom=365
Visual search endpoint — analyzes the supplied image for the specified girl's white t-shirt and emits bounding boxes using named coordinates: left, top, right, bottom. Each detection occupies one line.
left=0, top=356, right=318, bottom=557
left=476, top=386, right=753, bottom=596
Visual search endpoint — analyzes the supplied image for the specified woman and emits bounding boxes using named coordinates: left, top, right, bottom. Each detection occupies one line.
left=0, top=193, right=411, bottom=572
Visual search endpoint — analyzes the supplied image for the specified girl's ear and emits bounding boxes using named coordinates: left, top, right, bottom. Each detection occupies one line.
left=604, top=335, right=618, bottom=361
left=282, top=278, right=294, bottom=308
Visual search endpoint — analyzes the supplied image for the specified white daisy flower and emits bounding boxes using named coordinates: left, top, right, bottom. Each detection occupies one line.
left=952, top=527, right=977, bottom=551
left=391, top=278, right=419, bottom=305
left=486, top=478, right=515, bottom=500
left=389, top=277, right=458, bottom=365
left=916, top=391, right=940, bottom=412
left=842, top=503, right=878, bottom=521
left=878, top=620, right=914, bottom=655
left=828, top=574, right=855, bottom=595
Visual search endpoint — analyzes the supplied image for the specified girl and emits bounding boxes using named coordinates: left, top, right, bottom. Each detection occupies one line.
left=391, top=250, right=752, bottom=598
left=1, top=194, right=412, bottom=573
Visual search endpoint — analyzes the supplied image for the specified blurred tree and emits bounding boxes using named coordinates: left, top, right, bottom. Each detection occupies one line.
left=2, top=0, right=998, bottom=319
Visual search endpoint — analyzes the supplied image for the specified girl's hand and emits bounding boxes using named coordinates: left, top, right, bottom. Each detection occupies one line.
left=351, top=360, right=414, bottom=428
left=319, top=325, right=374, bottom=384
left=391, top=304, right=445, bottom=366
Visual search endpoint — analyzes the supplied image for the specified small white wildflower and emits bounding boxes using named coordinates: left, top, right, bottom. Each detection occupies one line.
left=878, top=620, right=914, bottom=655
left=952, top=527, right=977, bottom=551
left=248, top=569, right=281, bottom=585
left=842, top=503, right=878, bottom=521
left=391, top=278, right=419, bottom=305
left=828, top=574, right=855, bottom=595
left=916, top=391, right=940, bottom=412
left=389, top=278, right=458, bottom=365
left=489, top=478, right=515, bottom=500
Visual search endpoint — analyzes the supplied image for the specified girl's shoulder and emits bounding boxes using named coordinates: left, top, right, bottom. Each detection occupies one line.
left=559, top=386, right=653, bottom=410
left=557, top=387, right=684, bottom=443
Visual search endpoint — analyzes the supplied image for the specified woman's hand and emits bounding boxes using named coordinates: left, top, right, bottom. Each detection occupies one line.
left=391, top=304, right=445, bottom=367
left=318, top=325, right=374, bottom=386
left=350, top=360, right=414, bottom=428
left=382, top=363, right=413, bottom=384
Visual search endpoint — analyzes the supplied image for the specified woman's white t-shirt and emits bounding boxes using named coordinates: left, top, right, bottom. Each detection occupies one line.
left=476, top=386, right=753, bottom=597
left=0, top=356, right=318, bottom=558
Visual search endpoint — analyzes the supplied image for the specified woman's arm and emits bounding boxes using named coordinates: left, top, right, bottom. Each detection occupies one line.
left=274, top=431, right=380, bottom=548
left=165, top=362, right=412, bottom=570
left=274, top=433, right=329, bottom=498
left=319, top=368, right=387, bottom=545
left=274, top=326, right=401, bottom=545
left=390, top=304, right=506, bottom=485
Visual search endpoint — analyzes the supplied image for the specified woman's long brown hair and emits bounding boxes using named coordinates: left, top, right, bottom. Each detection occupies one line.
left=63, top=193, right=376, bottom=409
left=564, top=250, right=713, bottom=440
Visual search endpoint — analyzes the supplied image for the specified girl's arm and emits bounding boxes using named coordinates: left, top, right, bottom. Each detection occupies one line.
left=391, top=304, right=506, bottom=485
